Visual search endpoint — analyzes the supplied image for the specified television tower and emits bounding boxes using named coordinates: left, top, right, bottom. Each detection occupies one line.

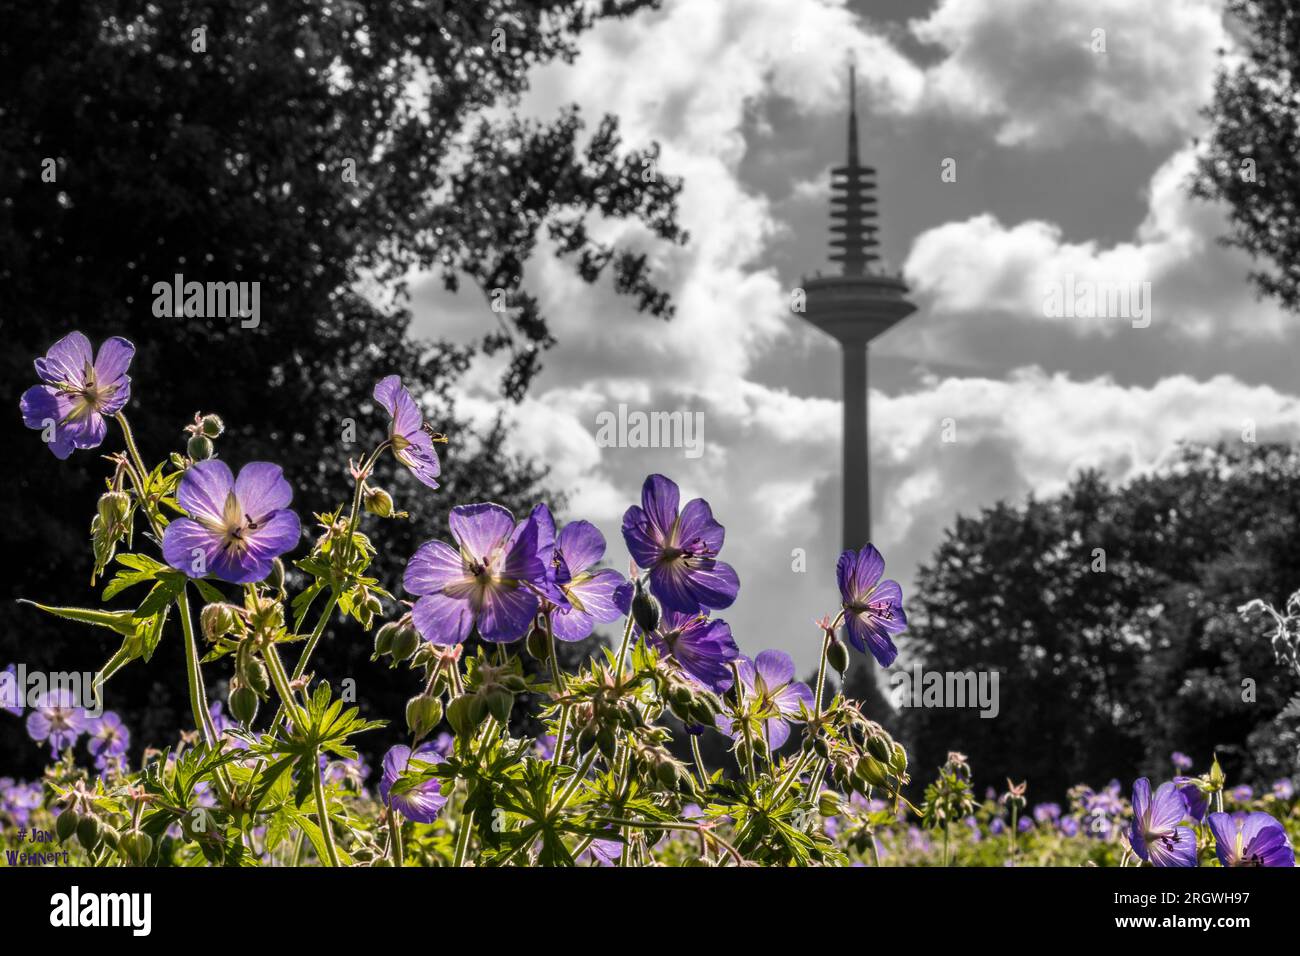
left=801, top=66, right=917, bottom=551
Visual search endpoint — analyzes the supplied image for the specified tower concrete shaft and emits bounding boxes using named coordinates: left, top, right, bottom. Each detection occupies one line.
left=800, top=66, right=916, bottom=552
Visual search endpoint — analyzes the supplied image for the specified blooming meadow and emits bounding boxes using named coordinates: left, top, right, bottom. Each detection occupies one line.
left=2, top=332, right=1296, bottom=867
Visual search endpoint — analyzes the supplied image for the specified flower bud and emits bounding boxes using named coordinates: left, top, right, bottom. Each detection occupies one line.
left=268, top=558, right=286, bottom=594
left=199, top=414, right=225, bottom=438
left=119, top=831, right=153, bottom=865
left=200, top=603, right=240, bottom=643
left=55, top=808, right=80, bottom=843
left=77, top=813, right=104, bottom=850
left=446, top=693, right=486, bottom=738
left=373, top=621, right=398, bottom=659
left=363, top=594, right=383, bottom=618
left=187, top=434, right=214, bottom=461
left=630, top=580, right=660, bottom=634
left=818, top=791, right=843, bottom=817
left=405, top=695, right=443, bottom=742
left=866, top=732, right=893, bottom=764
left=229, top=685, right=259, bottom=725
left=889, top=742, right=908, bottom=775
left=485, top=688, right=515, bottom=725
left=97, top=490, right=131, bottom=527
left=826, top=638, right=850, bottom=674
left=363, top=486, right=395, bottom=518
left=525, top=624, right=550, bottom=662
left=390, top=624, right=420, bottom=663
left=855, top=755, right=890, bottom=789
left=241, top=658, right=270, bottom=697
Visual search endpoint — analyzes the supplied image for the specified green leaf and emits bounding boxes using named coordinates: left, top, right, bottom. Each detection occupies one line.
left=20, top=600, right=139, bottom=636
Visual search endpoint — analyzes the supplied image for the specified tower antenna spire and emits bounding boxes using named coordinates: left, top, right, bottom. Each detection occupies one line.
left=829, top=64, right=877, bottom=277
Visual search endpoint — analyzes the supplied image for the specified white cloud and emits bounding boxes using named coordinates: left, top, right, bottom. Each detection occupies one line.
left=909, top=0, right=1226, bottom=147
left=903, top=146, right=1292, bottom=339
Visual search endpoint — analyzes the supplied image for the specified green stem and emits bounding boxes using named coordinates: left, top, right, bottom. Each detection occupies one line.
left=452, top=802, right=474, bottom=867
left=614, top=614, right=635, bottom=678
left=388, top=812, right=404, bottom=868
left=551, top=748, right=600, bottom=816
left=691, top=736, right=709, bottom=790
left=311, top=760, right=342, bottom=867
left=176, top=587, right=231, bottom=800
left=546, top=615, right=569, bottom=769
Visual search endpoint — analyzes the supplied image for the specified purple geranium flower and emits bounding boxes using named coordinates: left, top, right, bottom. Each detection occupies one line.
left=378, top=743, right=446, bottom=823
left=19, top=332, right=134, bottom=459
left=1129, top=778, right=1198, bottom=867
left=1174, top=776, right=1209, bottom=823
left=646, top=610, right=739, bottom=693
left=716, top=650, right=814, bottom=751
left=621, top=475, right=738, bottom=615
left=404, top=503, right=545, bottom=644
left=532, top=505, right=629, bottom=642
left=162, top=460, right=301, bottom=584
left=1208, top=811, right=1295, bottom=867
left=87, top=711, right=130, bottom=768
left=1171, top=751, right=1193, bottom=771
left=1273, top=779, right=1294, bottom=801
left=1230, top=785, right=1254, bottom=803
left=1033, top=802, right=1061, bottom=824
left=0, top=664, right=21, bottom=716
left=836, top=545, right=906, bottom=667
left=374, top=376, right=441, bottom=489
left=25, top=689, right=87, bottom=756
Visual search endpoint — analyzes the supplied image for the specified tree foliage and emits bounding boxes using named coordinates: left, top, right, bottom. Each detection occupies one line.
left=900, top=444, right=1300, bottom=799
left=1194, top=0, right=1300, bottom=312
left=0, top=0, right=685, bottom=774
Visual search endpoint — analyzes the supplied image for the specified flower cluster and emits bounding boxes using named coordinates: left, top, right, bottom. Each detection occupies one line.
left=4, top=330, right=1293, bottom=870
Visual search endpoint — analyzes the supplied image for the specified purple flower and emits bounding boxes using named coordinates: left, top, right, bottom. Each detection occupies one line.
left=162, top=460, right=301, bottom=584
left=19, top=332, right=134, bottom=459
left=1129, top=778, right=1198, bottom=867
left=1, top=780, right=42, bottom=826
left=646, top=610, right=739, bottom=693
left=1059, top=817, right=1080, bottom=838
left=1272, top=779, right=1294, bottom=801
left=716, top=650, right=814, bottom=751
left=0, top=664, right=21, bottom=716
left=836, top=545, right=906, bottom=667
left=621, top=475, right=739, bottom=615
left=1033, top=802, right=1061, bottom=824
left=1230, top=785, right=1254, bottom=803
left=25, top=689, right=87, bottom=756
left=532, top=505, right=629, bottom=642
left=404, top=503, right=545, bottom=644
left=1208, top=811, right=1295, bottom=867
left=378, top=744, right=446, bottom=823
left=1171, top=751, right=1193, bottom=771
left=87, top=711, right=130, bottom=768
left=374, top=376, right=441, bottom=489
left=1174, top=776, right=1209, bottom=823
left=580, top=835, right=623, bottom=867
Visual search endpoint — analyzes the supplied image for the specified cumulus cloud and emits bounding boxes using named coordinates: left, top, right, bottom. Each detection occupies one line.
left=903, top=146, right=1293, bottom=339
left=909, top=0, right=1226, bottom=147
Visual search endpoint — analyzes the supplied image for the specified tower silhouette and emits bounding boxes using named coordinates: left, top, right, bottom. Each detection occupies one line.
left=801, top=66, right=916, bottom=552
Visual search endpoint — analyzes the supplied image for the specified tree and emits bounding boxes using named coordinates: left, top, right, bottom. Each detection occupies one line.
left=900, top=444, right=1300, bottom=800
left=1194, top=0, right=1300, bottom=312
left=0, top=0, right=685, bottom=776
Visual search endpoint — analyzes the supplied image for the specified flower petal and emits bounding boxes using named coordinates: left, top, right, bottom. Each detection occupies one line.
left=404, top=540, right=466, bottom=596
left=411, top=592, right=474, bottom=646
left=35, top=331, right=92, bottom=385
left=234, top=462, right=293, bottom=519
left=449, top=503, right=515, bottom=560
left=177, top=460, right=236, bottom=522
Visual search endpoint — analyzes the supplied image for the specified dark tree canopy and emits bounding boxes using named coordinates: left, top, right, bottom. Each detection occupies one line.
left=0, top=0, right=684, bottom=774
left=1194, top=0, right=1300, bottom=312
left=900, top=444, right=1300, bottom=800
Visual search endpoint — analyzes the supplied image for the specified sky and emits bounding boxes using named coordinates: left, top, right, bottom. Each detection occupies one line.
left=408, top=0, right=1300, bottom=678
